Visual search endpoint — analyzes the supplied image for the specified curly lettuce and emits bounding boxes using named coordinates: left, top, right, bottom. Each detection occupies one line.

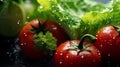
left=27, top=0, right=120, bottom=39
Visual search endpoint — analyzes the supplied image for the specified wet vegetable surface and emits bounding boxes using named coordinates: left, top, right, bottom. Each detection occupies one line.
left=1, top=0, right=120, bottom=67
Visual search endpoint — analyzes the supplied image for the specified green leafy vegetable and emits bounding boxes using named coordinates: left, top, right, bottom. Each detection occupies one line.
left=111, top=0, right=120, bottom=24
left=36, top=0, right=109, bottom=39
left=80, top=11, right=111, bottom=37
left=80, top=0, right=120, bottom=37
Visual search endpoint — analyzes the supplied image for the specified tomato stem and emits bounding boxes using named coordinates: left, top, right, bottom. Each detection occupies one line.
left=78, top=34, right=96, bottom=49
left=30, top=19, right=49, bottom=34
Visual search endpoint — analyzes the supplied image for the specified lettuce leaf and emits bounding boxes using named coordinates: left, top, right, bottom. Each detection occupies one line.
left=111, top=0, right=120, bottom=24
left=29, top=0, right=120, bottom=39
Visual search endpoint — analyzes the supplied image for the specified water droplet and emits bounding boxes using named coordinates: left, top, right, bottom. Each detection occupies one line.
left=108, top=53, right=110, bottom=57
left=27, top=16, right=30, bottom=19
left=55, top=53, right=57, bottom=55
left=52, top=27, right=57, bottom=30
left=13, top=49, right=17, bottom=54
left=113, top=37, right=116, bottom=39
left=39, top=5, right=43, bottom=9
left=81, top=55, right=84, bottom=59
left=96, top=35, right=98, bottom=37
left=100, top=44, right=103, bottom=48
left=21, top=43, right=24, bottom=46
left=60, top=19, right=63, bottom=22
left=51, top=5, right=55, bottom=8
left=0, top=0, right=3, bottom=1
left=66, top=56, right=69, bottom=58
left=52, top=10, right=56, bottom=13
left=66, top=17, right=69, bottom=20
left=104, top=40, right=107, bottom=42
left=60, top=61, right=62, bottom=64
left=6, top=52, right=9, bottom=54
left=60, top=53, right=63, bottom=56
left=24, top=33, right=27, bottom=36
left=17, top=20, right=20, bottom=24
left=98, top=52, right=101, bottom=56
left=109, top=44, right=112, bottom=45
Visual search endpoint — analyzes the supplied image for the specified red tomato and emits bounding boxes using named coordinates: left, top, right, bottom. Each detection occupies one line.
left=18, top=19, right=69, bottom=60
left=95, top=26, right=120, bottom=64
left=54, top=39, right=101, bottom=67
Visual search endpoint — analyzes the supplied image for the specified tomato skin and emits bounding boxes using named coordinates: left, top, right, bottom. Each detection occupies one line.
left=18, top=19, right=69, bottom=59
left=54, top=40, right=101, bottom=67
left=94, top=26, right=120, bottom=64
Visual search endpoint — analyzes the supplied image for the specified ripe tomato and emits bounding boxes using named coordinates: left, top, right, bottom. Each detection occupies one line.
left=54, top=34, right=101, bottom=67
left=18, top=19, right=69, bottom=60
left=95, top=26, right=120, bottom=64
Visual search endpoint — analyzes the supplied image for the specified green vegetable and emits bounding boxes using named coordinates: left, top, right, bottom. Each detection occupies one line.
left=22, top=0, right=120, bottom=39
left=111, top=0, right=120, bottom=24
left=0, top=1, right=25, bottom=37
left=34, top=31, right=56, bottom=53
left=80, top=0, right=120, bottom=37
left=36, top=0, right=108, bottom=39
left=80, top=11, right=111, bottom=37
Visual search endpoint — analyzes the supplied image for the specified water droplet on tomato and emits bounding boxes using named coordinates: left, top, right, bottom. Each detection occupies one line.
left=98, top=52, right=101, bottom=56
left=113, top=37, right=116, bottom=39
left=55, top=53, right=57, bottom=55
left=60, top=61, right=62, bottom=64
left=66, top=55, right=69, bottom=59
left=108, top=53, right=111, bottom=57
left=81, top=55, right=84, bottom=59
left=109, top=44, right=112, bottom=45
left=60, top=53, right=63, bottom=56
left=100, top=44, right=103, bottom=48
left=21, top=43, right=24, bottom=46
left=24, top=33, right=27, bottom=36
left=52, top=27, right=57, bottom=30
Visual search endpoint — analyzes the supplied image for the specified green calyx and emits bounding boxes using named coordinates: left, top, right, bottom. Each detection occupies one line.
left=34, top=31, right=57, bottom=54
left=31, top=19, right=57, bottom=54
